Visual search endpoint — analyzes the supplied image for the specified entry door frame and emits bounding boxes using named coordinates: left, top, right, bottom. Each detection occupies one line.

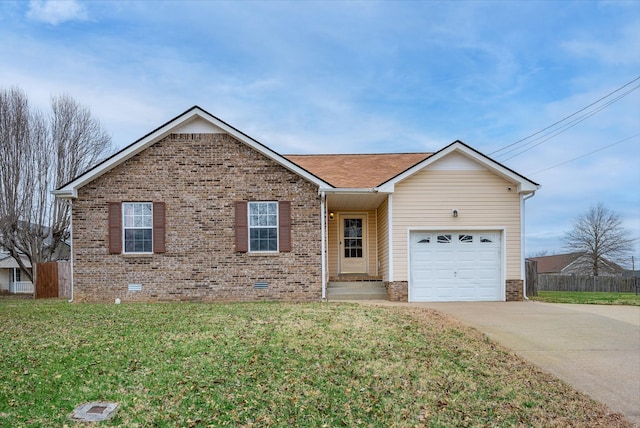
left=338, top=213, right=369, bottom=275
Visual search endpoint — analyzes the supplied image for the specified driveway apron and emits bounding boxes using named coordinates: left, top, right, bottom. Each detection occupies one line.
left=411, top=301, right=640, bottom=426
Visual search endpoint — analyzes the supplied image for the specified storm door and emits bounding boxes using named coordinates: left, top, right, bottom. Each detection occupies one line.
left=339, top=215, right=368, bottom=274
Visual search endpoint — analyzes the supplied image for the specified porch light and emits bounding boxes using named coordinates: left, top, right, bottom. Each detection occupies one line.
left=329, top=212, right=335, bottom=220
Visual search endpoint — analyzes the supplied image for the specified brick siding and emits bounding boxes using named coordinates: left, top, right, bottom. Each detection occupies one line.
left=386, top=281, right=408, bottom=302
left=72, top=133, right=322, bottom=302
left=505, top=279, right=524, bottom=301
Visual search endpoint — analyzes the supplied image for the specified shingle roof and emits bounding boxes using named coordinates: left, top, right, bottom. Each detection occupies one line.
left=284, top=153, right=432, bottom=188
left=527, top=252, right=584, bottom=274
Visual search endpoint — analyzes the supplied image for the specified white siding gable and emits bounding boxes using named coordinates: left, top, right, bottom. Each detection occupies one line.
left=427, top=151, right=486, bottom=171
left=173, top=117, right=225, bottom=134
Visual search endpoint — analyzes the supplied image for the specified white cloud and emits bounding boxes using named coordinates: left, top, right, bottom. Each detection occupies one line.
left=561, top=22, right=640, bottom=66
left=27, top=0, right=88, bottom=25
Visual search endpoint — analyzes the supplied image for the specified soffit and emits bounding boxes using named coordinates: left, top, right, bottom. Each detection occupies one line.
left=326, top=193, right=389, bottom=211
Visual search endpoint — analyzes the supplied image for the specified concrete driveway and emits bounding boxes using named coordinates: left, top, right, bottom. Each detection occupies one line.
left=408, top=301, right=640, bottom=426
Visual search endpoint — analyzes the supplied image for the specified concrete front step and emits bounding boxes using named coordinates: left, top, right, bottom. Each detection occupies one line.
left=327, top=281, right=388, bottom=300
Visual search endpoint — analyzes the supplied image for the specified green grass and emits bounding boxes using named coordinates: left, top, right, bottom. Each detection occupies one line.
left=531, top=291, right=640, bottom=306
left=0, top=300, right=631, bottom=427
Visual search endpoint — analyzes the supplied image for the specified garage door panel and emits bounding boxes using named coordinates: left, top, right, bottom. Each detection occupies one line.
left=410, top=230, right=502, bottom=302
left=457, top=271, right=476, bottom=282
left=457, top=285, right=476, bottom=299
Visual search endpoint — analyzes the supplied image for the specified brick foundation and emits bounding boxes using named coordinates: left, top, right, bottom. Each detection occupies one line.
left=386, top=280, right=524, bottom=302
left=385, top=281, right=408, bottom=302
left=505, top=279, right=524, bottom=301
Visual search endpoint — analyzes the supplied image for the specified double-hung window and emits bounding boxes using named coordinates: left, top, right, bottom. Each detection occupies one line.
left=123, top=202, right=153, bottom=253
left=248, top=201, right=278, bottom=252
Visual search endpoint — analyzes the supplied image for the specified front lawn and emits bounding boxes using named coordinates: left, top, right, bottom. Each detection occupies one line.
left=0, top=300, right=631, bottom=427
left=531, top=291, right=640, bottom=306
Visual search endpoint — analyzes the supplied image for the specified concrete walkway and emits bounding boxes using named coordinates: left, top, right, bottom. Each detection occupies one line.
left=361, top=300, right=640, bottom=426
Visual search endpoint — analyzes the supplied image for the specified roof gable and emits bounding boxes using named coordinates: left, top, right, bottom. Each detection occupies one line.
left=528, top=252, right=584, bottom=273
left=528, top=252, right=625, bottom=275
left=377, top=140, right=540, bottom=194
left=426, top=151, right=486, bottom=171
left=173, top=116, right=225, bottom=134
left=54, top=106, right=332, bottom=198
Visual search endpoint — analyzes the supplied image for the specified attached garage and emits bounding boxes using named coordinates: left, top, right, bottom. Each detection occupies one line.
left=409, top=230, right=503, bottom=302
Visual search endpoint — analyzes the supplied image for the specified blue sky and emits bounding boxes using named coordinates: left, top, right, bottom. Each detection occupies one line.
left=1, top=0, right=639, bottom=266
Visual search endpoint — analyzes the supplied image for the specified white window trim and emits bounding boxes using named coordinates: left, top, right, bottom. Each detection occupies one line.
left=122, top=202, right=154, bottom=254
left=248, top=201, right=279, bottom=253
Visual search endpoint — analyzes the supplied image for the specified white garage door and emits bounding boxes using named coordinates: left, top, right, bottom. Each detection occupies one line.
left=409, top=231, right=502, bottom=302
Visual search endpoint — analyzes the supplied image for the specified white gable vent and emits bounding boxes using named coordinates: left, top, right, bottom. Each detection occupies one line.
left=128, top=283, right=142, bottom=292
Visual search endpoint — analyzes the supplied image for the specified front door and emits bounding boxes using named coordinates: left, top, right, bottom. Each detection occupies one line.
left=339, top=215, right=368, bottom=274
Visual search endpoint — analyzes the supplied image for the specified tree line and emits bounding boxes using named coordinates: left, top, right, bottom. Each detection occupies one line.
left=0, top=87, right=112, bottom=281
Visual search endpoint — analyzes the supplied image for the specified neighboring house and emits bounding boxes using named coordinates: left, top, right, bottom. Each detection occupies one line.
left=0, top=251, right=33, bottom=294
left=528, top=252, right=625, bottom=276
left=0, top=224, right=70, bottom=295
left=54, top=106, right=540, bottom=303
left=622, top=270, right=640, bottom=279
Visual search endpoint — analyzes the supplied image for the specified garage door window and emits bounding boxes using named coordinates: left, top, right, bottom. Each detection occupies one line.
left=437, top=234, right=452, bottom=244
left=459, top=234, right=473, bottom=243
left=480, top=234, right=495, bottom=243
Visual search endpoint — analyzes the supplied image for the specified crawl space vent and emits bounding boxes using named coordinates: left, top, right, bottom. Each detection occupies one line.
left=128, top=283, right=142, bottom=292
left=254, top=282, right=269, bottom=289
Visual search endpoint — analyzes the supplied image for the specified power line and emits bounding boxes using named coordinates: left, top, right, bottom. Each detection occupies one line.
left=499, top=85, right=639, bottom=161
left=490, top=75, right=640, bottom=159
left=527, top=133, right=640, bottom=176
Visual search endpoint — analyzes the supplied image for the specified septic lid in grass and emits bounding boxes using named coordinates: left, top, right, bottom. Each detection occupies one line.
left=70, top=402, right=119, bottom=422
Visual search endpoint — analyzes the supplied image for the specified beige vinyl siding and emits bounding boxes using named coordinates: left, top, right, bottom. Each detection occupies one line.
left=377, top=197, right=389, bottom=281
left=392, top=168, right=521, bottom=281
left=328, top=210, right=378, bottom=277
left=368, top=211, right=377, bottom=275
left=328, top=214, right=339, bottom=276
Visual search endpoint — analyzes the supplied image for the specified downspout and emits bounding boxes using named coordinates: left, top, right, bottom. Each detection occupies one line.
left=68, top=199, right=74, bottom=303
left=320, top=191, right=327, bottom=301
left=388, top=194, right=393, bottom=283
left=521, top=192, right=536, bottom=300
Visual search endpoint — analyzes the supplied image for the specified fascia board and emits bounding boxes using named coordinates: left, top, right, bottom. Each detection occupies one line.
left=379, top=141, right=540, bottom=193
left=51, top=189, right=77, bottom=199
left=318, top=187, right=383, bottom=194
left=55, top=107, right=332, bottom=198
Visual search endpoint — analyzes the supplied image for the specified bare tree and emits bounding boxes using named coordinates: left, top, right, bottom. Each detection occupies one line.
left=563, top=202, right=636, bottom=276
left=527, top=250, right=549, bottom=258
left=0, top=87, right=111, bottom=281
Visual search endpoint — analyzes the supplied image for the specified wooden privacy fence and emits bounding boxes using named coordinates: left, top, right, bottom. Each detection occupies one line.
left=34, top=261, right=71, bottom=299
left=537, top=274, right=637, bottom=293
